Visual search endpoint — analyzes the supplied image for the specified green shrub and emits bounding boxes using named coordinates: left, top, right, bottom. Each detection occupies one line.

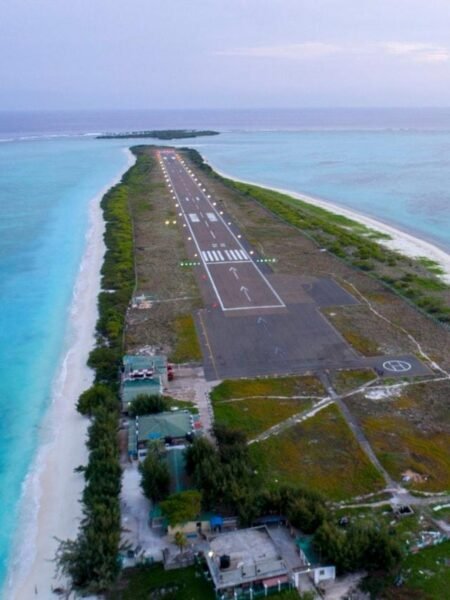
left=128, top=394, right=169, bottom=416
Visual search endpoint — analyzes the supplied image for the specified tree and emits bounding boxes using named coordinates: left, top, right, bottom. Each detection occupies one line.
left=87, top=346, right=121, bottom=384
left=313, top=521, right=346, bottom=571
left=185, top=427, right=260, bottom=515
left=287, top=495, right=326, bottom=534
left=139, top=448, right=170, bottom=502
left=174, top=531, right=188, bottom=553
left=128, top=394, right=169, bottom=417
left=160, top=490, right=202, bottom=527
left=313, top=521, right=403, bottom=575
left=76, top=384, right=117, bottom=417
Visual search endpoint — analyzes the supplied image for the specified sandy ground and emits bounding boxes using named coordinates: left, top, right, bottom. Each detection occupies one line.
left=208, top=161, right=450, bottom=283
left=121, top=463, right=175, bottom=563
left=5, top=150, right=135, bottom=600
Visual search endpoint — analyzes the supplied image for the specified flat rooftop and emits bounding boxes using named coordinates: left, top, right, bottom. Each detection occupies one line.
left=205, top=526, right=288, bottom=590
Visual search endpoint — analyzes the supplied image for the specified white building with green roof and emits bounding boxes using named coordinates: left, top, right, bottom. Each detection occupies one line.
left=121, top=354, right=167, bottom=412
left=128, top=410, right=200, bottom=459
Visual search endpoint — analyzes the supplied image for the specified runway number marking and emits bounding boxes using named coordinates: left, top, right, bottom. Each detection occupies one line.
left=382, top=360, right=412, bottom=373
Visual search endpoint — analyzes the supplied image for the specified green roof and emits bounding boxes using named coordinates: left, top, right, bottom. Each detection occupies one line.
left=122, top=377, right=162, bottom=408
left=128, top=410, right=194, bottom=454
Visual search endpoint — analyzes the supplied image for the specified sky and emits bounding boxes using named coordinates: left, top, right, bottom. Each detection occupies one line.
left=0, top=0, right=449, bottom=109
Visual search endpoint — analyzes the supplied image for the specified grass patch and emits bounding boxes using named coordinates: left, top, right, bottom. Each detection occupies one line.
left=387, top=540, right=450, bottom=599
left=250, top=405, right=384, bottom=500
left=332, top=368, right=377, bottom=394
left=417, top=257, right=446, bottom=276
left=360, top=415, right=450, bottom=491
left=214, top=397, right=313, bottom=438
left=210, top=376, right=325, bottom=403
left=336, top=329, right=380, bottom=356
left=166, top=397, right=199, bottom=414
left=169, top=314, right=202, bottom=363
left=107, top=564, right=214, bottom=600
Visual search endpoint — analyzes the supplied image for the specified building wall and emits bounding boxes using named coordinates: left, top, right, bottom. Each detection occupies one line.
left=312, top=565, right=335, bottom=584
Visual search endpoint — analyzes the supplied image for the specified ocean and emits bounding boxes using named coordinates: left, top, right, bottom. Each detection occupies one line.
left=0, top=109, right=450, bottom=594
left=0, top=137, right=131, bottom=592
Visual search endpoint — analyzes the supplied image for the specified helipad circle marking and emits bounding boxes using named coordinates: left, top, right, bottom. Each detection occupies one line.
left=382, top=360, right=412, bottom=373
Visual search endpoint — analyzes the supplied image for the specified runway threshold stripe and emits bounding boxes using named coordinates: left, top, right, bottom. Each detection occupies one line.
left=230, top=250, right=238, bottom=260
left=225, top=250, right=232, bottom=260
left=212, top=251, right=219, bottom=261
left=217, top=250, right=224, bottom=260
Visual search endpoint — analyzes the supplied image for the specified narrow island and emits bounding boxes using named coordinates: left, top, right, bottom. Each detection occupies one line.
left=96, top=129, right=220, bottom=140
left=53, top=145, right=450, bottom=600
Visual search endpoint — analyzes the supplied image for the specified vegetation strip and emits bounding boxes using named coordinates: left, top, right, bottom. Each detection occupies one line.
left=56, top=152, right=141, bottom=593
left=97, top=129, right=219, bottom=140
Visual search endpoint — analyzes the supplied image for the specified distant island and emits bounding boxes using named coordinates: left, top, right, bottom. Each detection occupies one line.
left=96, top=129, right=220, bottom=140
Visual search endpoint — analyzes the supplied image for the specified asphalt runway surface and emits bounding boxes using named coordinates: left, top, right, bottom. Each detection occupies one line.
left=159, top=150, right=431, bottom=382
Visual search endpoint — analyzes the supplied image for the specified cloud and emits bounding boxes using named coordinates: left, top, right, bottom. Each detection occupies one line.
left=381, top=42, right=450, bottom=63
left=216, top=42, right=341, bottom=60
left=216, top=41, right=450, bottom=64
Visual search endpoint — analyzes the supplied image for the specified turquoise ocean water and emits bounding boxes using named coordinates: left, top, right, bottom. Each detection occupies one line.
left=0, top=110, right=450, bottom=593
left=0, top=138, right=130, bottom=592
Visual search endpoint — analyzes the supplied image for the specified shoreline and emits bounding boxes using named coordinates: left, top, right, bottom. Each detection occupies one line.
left=5, top=148, right=136, bottom=599
left=205, top=159, right=450, bottom=283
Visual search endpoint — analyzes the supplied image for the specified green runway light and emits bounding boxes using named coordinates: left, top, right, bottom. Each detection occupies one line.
left=255, top=257, right=277, bottom=263
left=180, top=261, right=201, bottom=267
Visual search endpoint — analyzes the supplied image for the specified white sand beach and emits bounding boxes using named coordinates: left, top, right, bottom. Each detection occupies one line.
left=5, top=149, right=135, bottom=600
left=208, top=161, right=450, bottom=283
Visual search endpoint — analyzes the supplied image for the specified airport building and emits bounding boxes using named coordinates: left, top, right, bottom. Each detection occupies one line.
left=128, top=409, right=201, bottom=459
left=204, top=526, right=335, bottom=599
left=121, top=354, right=168, bottom=412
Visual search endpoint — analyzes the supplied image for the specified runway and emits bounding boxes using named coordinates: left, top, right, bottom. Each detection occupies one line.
left=158, top=150, right=431, bottom=382
left=159, top=149, right=285, bottom=312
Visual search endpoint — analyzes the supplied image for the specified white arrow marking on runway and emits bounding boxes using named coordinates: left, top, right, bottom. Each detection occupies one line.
left=240, top=286, right=251, bottom=302
left=229, top=266, right=239, bottom=280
